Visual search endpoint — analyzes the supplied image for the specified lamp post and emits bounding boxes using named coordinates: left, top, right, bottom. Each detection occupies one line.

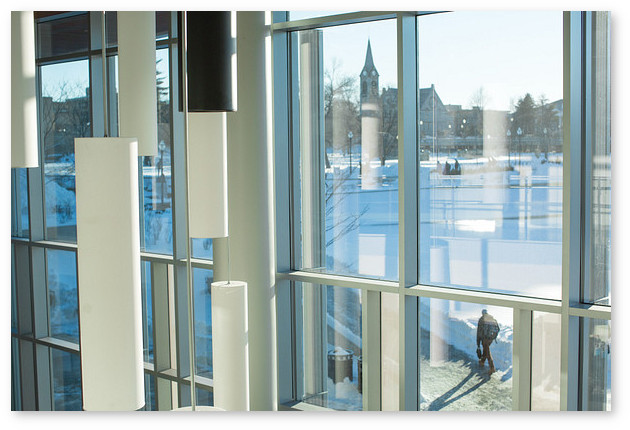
left=347, top=131, right=353, bottom=171
left=158, top=140, right=166, bottom=206
left=516, top=127, right=523, bottom=167
left=543, top=127, right=548, bottom=159
left=506, top=129, right=511, bottom=167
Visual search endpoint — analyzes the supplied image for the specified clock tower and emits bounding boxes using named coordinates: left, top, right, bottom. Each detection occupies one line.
left=359, top=40, right=382, bottom=189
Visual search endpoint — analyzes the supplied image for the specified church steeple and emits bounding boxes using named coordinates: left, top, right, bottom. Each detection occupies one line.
left=361, top=39, right=378, bottom=76
left=360, top=39, right=379, bottom=103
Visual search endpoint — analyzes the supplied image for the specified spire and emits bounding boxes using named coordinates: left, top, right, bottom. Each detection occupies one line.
left=362, top=39, right=378, bottom=75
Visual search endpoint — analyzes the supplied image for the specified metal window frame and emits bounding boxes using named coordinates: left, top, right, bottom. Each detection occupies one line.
left=272, top=10, right=611, bottom=412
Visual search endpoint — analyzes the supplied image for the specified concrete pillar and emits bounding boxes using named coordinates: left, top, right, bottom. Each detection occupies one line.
left=215, top=11, right=277, bottom=411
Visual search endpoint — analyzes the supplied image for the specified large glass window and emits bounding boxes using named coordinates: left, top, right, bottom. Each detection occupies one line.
left=40, top=59, right=91, bottom=242
left=581, top=318, right=611, bottom=411
left=531, top=312, right=561, bottom=411
left=584, top=11, right=611, bottom=305
left=193, top=267, right=213, bottom=379
left=11, top=169, right=29, bottom=238
left=46, top=249, right=79, bottom=343
left=300, top=283, right=363, bottom=410
left=50, top=347, right=82, bottom=411
left=295, top=19, right=399, bottom=281
left=417, top=11, right=564, bottom=300
left=418, top=299, right=512, bottom=411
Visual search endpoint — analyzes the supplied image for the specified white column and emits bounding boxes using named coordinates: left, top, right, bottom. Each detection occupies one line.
left=218, top=11, right=277, bottom=411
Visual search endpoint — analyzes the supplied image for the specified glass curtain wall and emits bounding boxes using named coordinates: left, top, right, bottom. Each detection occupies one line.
left=10, top=11, right=215, bottom=411
left=275, top=10, right=612, bottom=412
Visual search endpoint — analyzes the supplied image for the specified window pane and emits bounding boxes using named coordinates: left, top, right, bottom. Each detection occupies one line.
left=141, top=261, right=154, bottom=364
left=11, top=168, right=29, bottom=238
left=50, top=348, right=82, bottom=411
left=47, top=249, right=79, bottom=343
left=11, top=246, right=18, bottom=334
left=193, top=268, right=213, bottom=378
left=300, top=283, right=363, bottom=410
left=419, top=299, right=512, bottom=411
left=142, top=373, right=156, bottom=411
left=531, top=312, right=561, bottom=411
left=37, top=13, right=89, bottom=59
left=295, top=19, right=399, bottom=281
left=40, top=60, right=91, bottom=242
left=584, top=12, right=611, bottom=305
left=141, top=48, right=173, bottom=254
left=192, top=238, right=213, bottom=260
left=418, top=11, right=564, bottom=299
left=581, top=318, right=611, bottom=411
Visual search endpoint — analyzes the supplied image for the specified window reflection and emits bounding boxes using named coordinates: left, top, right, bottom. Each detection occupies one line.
left=40, top=60, right=91, bottom=242
left=47, top=249, right=79, bottom=343
left=296, top=20, right=399, bottom=281
left=50, top=348, right=82, bottom=411
left=581, top=318, right=611, bottom=411
left=301, top=283, right=363, bottom=410
left=193, top=268, right=213, bottom=378
left=419, top=298, right=512, bottom=411
left=418, top=11, right=564, bottom=300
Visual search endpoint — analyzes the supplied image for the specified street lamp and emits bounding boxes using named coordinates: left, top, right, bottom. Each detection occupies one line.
left=158, top=140, right=167, bottom=206
left=506, top=129, right=511, bottom=167
left=516, top=127, right=523, bottom=167
left=347, top=131, right=353, bottom=170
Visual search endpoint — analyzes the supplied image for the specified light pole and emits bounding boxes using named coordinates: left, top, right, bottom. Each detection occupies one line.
left=506, top=129, right=511, bottom=167
left=516, top=127, right=523, bottom=167
left=158, top=140, right=166, bottom=206
left=347, top=131, right=353, bottom=171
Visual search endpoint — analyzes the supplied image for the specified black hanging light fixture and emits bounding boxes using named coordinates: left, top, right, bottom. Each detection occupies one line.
left=178, top=11, right=237, bottom=112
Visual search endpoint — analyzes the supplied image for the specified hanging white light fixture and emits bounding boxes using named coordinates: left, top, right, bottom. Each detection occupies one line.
left=75, top=12, right=144, bottom=411
left=75, top=137, right=144, bottom=411
left=11, top=11, right=38, bottom=168
left=117, top=11, right=158, bottom=156
left=177, top=11, right=247, bottom=412
left=187, top=112, right=228, bottom=238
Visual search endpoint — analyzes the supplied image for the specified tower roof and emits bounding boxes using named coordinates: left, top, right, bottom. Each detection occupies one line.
left=361, top=40, right=378, bottom=75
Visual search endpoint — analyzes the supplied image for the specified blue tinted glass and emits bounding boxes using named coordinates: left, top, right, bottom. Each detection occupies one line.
left=192, top=238, right=213, bottom=260
left=193, top=268, right=213, bottom=378
left=141, top=48, right=173, bottom=254
left=143, top=373, right=156, bottom=410
left=141, top=261, right=154, bottom=363
left=40, top=60, right=91, bottom=242
left=51, top=348, right=82, bottom=411
left=47, top=249, right=79, bottom=343
left=11, top=168, right=29, bottom=238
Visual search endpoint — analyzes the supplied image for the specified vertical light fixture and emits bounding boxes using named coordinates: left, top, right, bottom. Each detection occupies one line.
left=118, top=11, right=158, bottom=156
left=75, top=12, right=144, bottom=411
left=178, top=11, right=248, bottom=412
left=11, top=11, right=38, bottom=168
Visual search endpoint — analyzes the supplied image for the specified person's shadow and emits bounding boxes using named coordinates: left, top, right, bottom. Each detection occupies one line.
left=427, top=367, right=491, bottom=411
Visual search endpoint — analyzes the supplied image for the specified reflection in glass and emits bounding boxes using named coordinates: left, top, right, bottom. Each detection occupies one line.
left=419, top=298, right=512, bottom=411
left=50, top=348, right=82, bottom=411
left=47, top=249, right=79, bottom=343
left=531, top=312, right=561, bottom=410
left=141, top=48, right=173, bottom=254
left=141, top=261, right=154, bottom=363
left=37, top=13, right=90, bottom=59
left=581, top=318, right=611, bottom=411
left=11, top=168, right=29, bottom=238
left=40, top=60, right=91, bottom=242
left=143, top=373, right=156, bottom=410
left=585, top=12, right=611, bottom=305
left=296, top=20, right=399, bottom=281
left=193, top=268, right=213, bottom=378
left=192, top=238, right=213, bottom=260
left=301, top=283, right=363, bottom=410
left=417, top=11, right=563, bottom=300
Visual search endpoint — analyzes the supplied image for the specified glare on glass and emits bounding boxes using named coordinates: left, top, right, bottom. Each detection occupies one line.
left=418, top=298, right=512, bottom=411
left=417, top=11, right=564, bottom=300
left=296, top=19, right=399, bottom=281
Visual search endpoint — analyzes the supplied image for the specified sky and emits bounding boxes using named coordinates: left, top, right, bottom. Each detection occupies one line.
left=317, top=10, right=564, bottom=111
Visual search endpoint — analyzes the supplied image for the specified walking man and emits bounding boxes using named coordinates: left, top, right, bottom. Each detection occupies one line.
left=476, top=309, right=499, bottom=375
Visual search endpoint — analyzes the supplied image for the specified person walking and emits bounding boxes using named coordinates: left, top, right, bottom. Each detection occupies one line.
left=476, top=309, right=499, bottom=375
